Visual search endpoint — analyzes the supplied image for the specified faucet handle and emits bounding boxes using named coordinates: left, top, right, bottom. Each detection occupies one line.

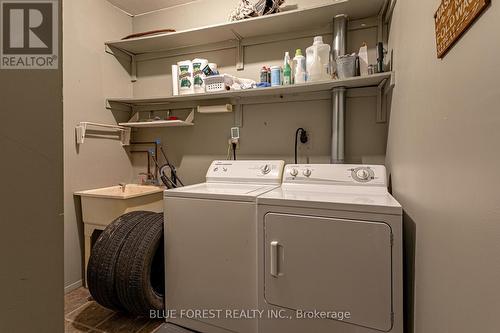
left=118, top=183, right=127, bottom=192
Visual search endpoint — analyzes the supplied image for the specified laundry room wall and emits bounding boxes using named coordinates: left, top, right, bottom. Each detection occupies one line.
left=386, top=0, right=500, bottom=332
left=63, top=0, right=134, bottom=292
left=129, top=0, right=389, bottom=184
left=0, top=1, right=63, bottom=331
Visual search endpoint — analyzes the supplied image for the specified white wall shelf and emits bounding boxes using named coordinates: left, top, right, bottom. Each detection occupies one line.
left=105, top=0, right=386, bottom=75
left=119, top=120, right=194, bottom=128
left=119, top=109, right=195, bottom=128
left=107, top=73, right=393, bottom=110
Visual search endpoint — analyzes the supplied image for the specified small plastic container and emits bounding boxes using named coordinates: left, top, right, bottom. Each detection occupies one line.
left=177, top=60, right=194, bottom=95
left=204, top=75, right=225, bottom=92
left=336, top=54, right=357, bottom=79
left=270, top=66, right=281, bottom=86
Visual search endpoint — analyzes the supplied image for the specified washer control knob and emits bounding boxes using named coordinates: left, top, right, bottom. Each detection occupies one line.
left=261, top=164, right=271, bottom=175
left=290, top=168, right=299, bottom=177
left=303, top=169, right=312, bottom=177
left=356, top=169, right=370, bottom=180
left=351, top=167, right=373, bottom=182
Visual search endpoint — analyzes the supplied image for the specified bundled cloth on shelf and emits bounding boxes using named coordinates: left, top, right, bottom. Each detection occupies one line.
left=228, top=0, right=285, bottom=21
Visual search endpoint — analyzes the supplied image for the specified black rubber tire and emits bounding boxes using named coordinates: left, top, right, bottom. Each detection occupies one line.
left=115, top=212, right=165, bottom=316
left=87, top=211, right=158, bottom=311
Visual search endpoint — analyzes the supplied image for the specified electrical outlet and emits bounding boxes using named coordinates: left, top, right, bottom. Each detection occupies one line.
left=228, top=139, right=240, bottom=150
left=298, top=131, right=312, bottom=152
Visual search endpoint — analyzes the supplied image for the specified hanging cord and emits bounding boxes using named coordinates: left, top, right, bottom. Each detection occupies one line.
left=160, top=146, right=184, bottom=186
left=150, top=152, right=177, bottom=189
left=226, top=143, right=232, bottom=160
left=294, top=128, right=308, bottom=164
left=232, top=142, right=237, bottom=160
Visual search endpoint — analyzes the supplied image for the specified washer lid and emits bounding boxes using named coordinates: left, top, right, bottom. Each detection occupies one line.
left=258, top=184, right=402, bottom=215
left=164, top=182, right=279, bottom=202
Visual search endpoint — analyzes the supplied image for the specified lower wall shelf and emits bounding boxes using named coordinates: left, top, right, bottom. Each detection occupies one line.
left=119, top=120, right=194, bottom=128
left=119, top=109, right=195, bottom=128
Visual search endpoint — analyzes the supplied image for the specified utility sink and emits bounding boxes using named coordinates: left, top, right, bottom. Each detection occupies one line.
left=76, top=184, right=164, bottom=200
left=75, top=184, right=164, bottom=287
left=75, top=184, right=164, bottom=226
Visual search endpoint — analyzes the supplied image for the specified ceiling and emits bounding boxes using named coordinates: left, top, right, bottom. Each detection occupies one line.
left=106, top=0, right=196, bottom=16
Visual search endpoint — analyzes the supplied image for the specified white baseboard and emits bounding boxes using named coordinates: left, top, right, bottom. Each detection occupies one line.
left=64, top=279, right=83, bottom=294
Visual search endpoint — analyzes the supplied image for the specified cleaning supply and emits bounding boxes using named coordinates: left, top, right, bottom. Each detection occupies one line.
left=270, top=66, right=281, bottom=86
left=306, top=36, right=331, bottom=82
left=358, top=43, right=369, bottom=76
left=283, top=52, right=292, bottom=85
left=208, top=63, right=218, bottom=74
left=177, top=60, right=194, bottom=95
left=192, top=58, right=208, bottom=93
left=293, top=48, right=306, bottom=84
left=260, top=66, right=269, bottom=83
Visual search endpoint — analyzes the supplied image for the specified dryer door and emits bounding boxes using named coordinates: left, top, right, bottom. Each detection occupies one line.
left=264, top=213, right=393, bottom=331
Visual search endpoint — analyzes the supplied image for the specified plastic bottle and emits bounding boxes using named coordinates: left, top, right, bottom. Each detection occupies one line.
left=306, top=36, right=331, bottom=82
left=358, top=43, right=369, bottom=76
left=283, top=52, right=292, bottom=85
left=293, top=49, right=306, bottom=84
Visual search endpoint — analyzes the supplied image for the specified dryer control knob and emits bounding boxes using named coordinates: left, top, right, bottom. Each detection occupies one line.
left=290, top=168, right=299, bottom=177
left=303, top=169, right=312, bottom=177
left=261, top=164, right=271, bottom=174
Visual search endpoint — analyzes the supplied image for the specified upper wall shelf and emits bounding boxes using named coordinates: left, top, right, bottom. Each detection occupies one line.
left=107, top=72, right=392, bottom=110
left=105, top=0, right=386, bottom=57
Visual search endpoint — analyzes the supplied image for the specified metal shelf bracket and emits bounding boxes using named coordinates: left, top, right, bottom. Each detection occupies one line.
left=232, top=30, right=244, bottom=71
left=76, top=122, right=131, bottom=146
left=376, top=78, right=388, bottom=123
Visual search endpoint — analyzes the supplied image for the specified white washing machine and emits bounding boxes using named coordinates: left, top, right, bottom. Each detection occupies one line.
left=257, top=164, right=403, bottom=333
left=164, top=160, right=285, bottom=333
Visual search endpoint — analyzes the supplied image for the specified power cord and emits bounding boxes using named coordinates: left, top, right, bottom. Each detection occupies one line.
left=294, top=128, right=308, bottom=164
left=232, top=142, right=237, bottom=160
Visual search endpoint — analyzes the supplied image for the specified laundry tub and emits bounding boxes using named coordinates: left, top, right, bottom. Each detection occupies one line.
left=75, top=184, right=163, bottom=286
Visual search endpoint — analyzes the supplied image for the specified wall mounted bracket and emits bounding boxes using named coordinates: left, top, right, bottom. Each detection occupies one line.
left=376, top=78, right=388, bottom=123
left=232, top=30, right=244, bottom=71
left=76, top=122, right=131, bottom=146
left=105, top=44, right=137, bottom=82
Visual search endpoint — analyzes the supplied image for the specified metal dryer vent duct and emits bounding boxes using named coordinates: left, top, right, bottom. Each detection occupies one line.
left=331, top=14, right=347, bottom=164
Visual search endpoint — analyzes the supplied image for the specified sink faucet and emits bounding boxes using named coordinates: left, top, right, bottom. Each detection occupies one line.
left=138, top=172, right=157, bottom=185
left=118, top=183, right=127, bottom=192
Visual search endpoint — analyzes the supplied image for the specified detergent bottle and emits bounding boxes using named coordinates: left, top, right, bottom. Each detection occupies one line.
left=293, top=48, right=306, bottom=84
left=306, top=36, right=331, bottom=82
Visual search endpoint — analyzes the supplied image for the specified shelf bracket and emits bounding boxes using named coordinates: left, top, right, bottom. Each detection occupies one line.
left=234, top=103, right=243, bottom=127
left=76, top=122, right=131, bottom=146
left=232, top=30, right=244, bottom=71
left=105, top=45, right=137, bottom=82
left=130, top=54, right=137, bottom=82
left=376, top=79, right=388, bottom=123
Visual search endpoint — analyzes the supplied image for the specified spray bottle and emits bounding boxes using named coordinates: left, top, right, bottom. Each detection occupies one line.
left=293, top=49, right=306, bottom=84
left=283, top=51, right=292, bottom=85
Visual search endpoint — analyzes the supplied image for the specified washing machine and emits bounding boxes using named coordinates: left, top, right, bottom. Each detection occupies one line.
left=164, top=160, right=285, bottom=333
left=257, top=164, right=403, bottom=333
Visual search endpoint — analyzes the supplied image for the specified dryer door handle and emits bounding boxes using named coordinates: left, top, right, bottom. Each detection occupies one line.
left=270, top=241, right=280, bottom=277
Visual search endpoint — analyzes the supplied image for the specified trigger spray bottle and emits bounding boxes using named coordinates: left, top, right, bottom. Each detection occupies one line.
left=283, top=51, right=292, bottom=85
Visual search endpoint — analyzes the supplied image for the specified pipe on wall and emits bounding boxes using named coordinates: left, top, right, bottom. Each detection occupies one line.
left=331, top=87, right=346, bottom=163
left=331, top=14, right=347, bottom=164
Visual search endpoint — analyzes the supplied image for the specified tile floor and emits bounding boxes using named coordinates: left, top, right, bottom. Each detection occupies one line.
left=64, top=287, right=164, bottom=333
